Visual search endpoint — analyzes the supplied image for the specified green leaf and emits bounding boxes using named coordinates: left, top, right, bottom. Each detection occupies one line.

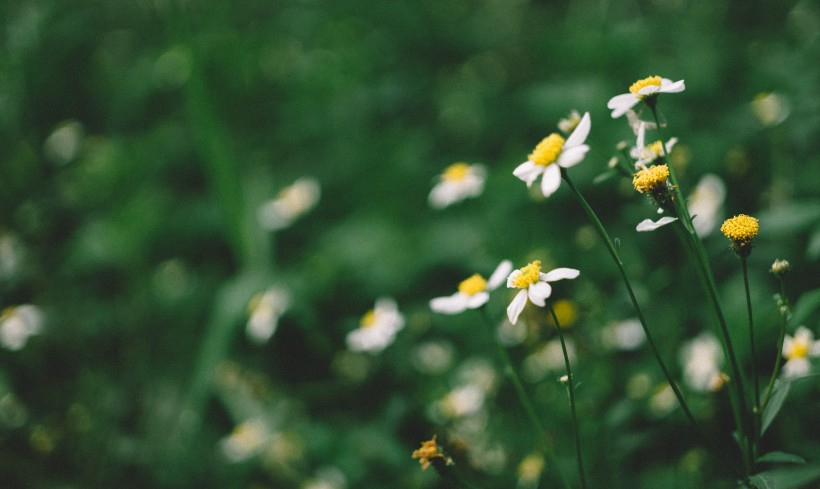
left=750, top=464, right=820, bottom=489
left=761, top=380, right=791, bottom=436
left=791, top=288, right=820, bottom=326
left=757, top=451, right=806, bottom=465
left=749, top=474, right=776, bottom=489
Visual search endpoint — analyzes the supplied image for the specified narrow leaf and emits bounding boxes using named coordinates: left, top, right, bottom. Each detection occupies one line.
left=757, top=451, right=806, bottom=465
left=749, top=474, right=776, bottom=489
left=750, top=464, right=820, bottom=489
left=762, top=380, right=791, bottom=436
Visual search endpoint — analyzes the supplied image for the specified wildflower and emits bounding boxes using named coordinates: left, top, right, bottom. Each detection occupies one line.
left=608, top=76, right=685, bottom=118
left=506, top=261, right=579, bottom=325
left=0, top=305, right=44, bottom=351
left=346, top=298, right=405, bottom=353
left=517, top=452, right=545, bottom=489
left=523, top=338, right=576, bottom=382
left=220, top=418, right=271, bottom=462
left=428, top=162, right=487, bottom=209
left=513, top=112, right=591, bottom=198
left=680, top=332, right=724, bottom=393
left=720, top=214, right=759, bottom=257
left=750, top=92, right=790, bottom=127
left=257, top=177, right=320, bottom=230
left=636, top=216, right=678, bottom=232
left=781, top=326, right=820, bottom=378
left=246, top=286, right=290, bottom=344
left=412, top=435, right=449, bottom=470
left=430, top=260, right=513, bottom=314
left=630, top=122, right=678, bottom=167
left=601, top=318, right=646, bottom=351
left=688, top=174, right=726, bottom=237
left=633, top=164, right=670, bottom=197
left=557, top=110, right=582, bottom=134
left=770, top=259, right=790, bottom=276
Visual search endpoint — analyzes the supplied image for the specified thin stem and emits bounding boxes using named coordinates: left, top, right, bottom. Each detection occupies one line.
left=741, top=257, right=760, bottom=462
left=547, top=302, right=587, bottom=489
left=762, top=277, right=789, bottom=410
left=480, top=308, right=571, bottom=489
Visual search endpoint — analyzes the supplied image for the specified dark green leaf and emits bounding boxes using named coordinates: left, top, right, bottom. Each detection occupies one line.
left=762, top=380, right=791, bottom=436
left=757, top=451, right=806, bottom=465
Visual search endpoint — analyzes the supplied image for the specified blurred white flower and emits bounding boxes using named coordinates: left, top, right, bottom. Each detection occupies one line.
left=517, top=452, right=545, bottom=489
left=630, top=122, right=677, bottom=167
left=301, top=466, right=347, bottom=489
left=346, top=298, right=405, bottom=353
left=513, top=112, right=591, bottom=198
left=781, top=326, right=820, bottom=378
left=649, top=384, right=677, bottom=416
left=636, top=216, right=678, bottom=232
left=751, top=92, right=790, bottom=127
left=557, top=110, right=582, bottom=134
left=220, top=418, right=271, bottom=462
left=430, top=260, right=512, bottom=314
left=601, top=318, right=646, bottom=351
left=436, top=384, right=486, bottom=419
left=506, top=260, right=579, bottom=325
left=43, top=120, right=84, bottom=165
left=246, top=286, right=290, bottom=344
left=428, top=162, right=486, bottom=209
left=497, top=317, right=528, bottom=346
left=608, top=76, right=685, bottom=118
left=411, top=341, right=455, bottom=375
left=680, top=332, right=724, bottom=393
left=0, top=305, right=44, bottom=351
left=523, top=338, right=575, bottom=382
left=688, top=174, right=726, bottom=237
left=257, top=177, right=320, bottom=231
left=0, top=231, right=25, bottom=281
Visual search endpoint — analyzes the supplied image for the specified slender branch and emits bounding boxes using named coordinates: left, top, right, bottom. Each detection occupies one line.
left=762, top=276, right=789, bottom=410
left=741, top=257, right=760, bottom=462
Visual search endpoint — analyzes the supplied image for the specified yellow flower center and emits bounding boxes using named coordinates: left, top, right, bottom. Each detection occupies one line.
left=442, top=162, right=471, bottom=182
left=360, top=310, right=376, bottom=328
left=647, top=140, right=665, bottom=157
left=511, top=260, right=542, bottom=289
left=458, top=274, right=487, bottom=296
left=789, top=340, right=808, bottom=360
left=632, top=164, right=670, bottom=194
left=529, top=134, right=565, bottom=167
left=720, top=214, right=759, bottom=242
left=629, top=76, right=662, bottom=96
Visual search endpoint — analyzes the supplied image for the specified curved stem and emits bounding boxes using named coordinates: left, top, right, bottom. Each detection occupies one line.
left=741, top=257, right=760, bottom=462
left=762, top=277, right=789, bottom=410
left=547, top=302, right=587, bottom=489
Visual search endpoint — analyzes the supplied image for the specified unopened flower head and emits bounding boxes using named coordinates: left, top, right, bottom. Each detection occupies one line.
left=430, top=260, right=513, bottom=315
left=720, top=214, right=759, bottom=257
left=428, top=162, right=486, bottom=209
left=608, top=76, right=685, bottom=118
left=781, top=326, right=820, bottom=378
left=513, top=112, right=591, bottom=198
left=257, top=177, right=320, bottom=231
left=346, top=298, right=405, bottom=353
left=412, top=435, right=450, bottom=471
left=770, top=259, right=791, bottom=276
left=505, top=260, right=579, bottom=325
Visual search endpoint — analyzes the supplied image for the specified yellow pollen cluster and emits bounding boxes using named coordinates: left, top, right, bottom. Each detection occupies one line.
left=458, top=274, right=487, bottom=296
left=629, top=76, right=662, bottom=96
left=529, top=134, right=565, bottom=167
left=632, top=164, right=670, bottom=194
left=647, top=140, right=665, bottom=157
left=511, top=260, right=542, bottom=289
left=720, top=214, right=759, bottom=242
left=442, top=162, right=470, bottom=181
left=412, top=435, right=444, bottom=470
left=360, top=309, right=376, bottom=328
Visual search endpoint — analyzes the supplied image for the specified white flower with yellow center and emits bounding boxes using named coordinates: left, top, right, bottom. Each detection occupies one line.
left=513, top=112, right=591, bottom=198
left=608, top=76, right=685, bottom=119
left=0, top=305, right=44, bottom=351
left=257, top=177, right=320, bottom=230
left=430, top=260, right=513, bottom=314
left=630, top=122, right=678, bottom=167
left=680, top=332, right=724, bottom=393
left=346, top=298, right=405, bottom=353
left=246, top=286, right=290, bottom=344
left=688, top=174, right=726, bottom=237
left=428, top=162, right=487, bottom=209
left=505, top=260, right=579, bottom=325
left=781, top=326, right=820, bottom=378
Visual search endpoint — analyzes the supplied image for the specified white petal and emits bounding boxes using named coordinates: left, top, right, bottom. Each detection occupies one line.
left=528, top=282, right=552, bottom=306
left=540, top=164, right=562, bottom=198
left=661, top=79, right=686, bottom=93
left=542, top=268, right=580, bottom=282
left=430, top=294, right=469, bottom=315
left=487, top=260, right=514, bottom=290
left=465, top=292, right=490, bottom=309
left=507, top=290, right=529, bottom=325
left=636, top=216, right=678, bottom=232
left=428, top=182, right=454, bottom=209
left=636, top=122, right=646, bottom=150
left=607, top=94, right=639, bottom=118
left=557, top=144, right=590, bottom=168
left=513, top=160, right=543, bottom=187
left=564, top=112, right=591, bottom=148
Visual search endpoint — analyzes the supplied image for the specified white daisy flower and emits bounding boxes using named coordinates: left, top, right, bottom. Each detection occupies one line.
left=505, top=260, right=579, bottom=325
left=430, top=260, right=513, bottom=314
left=346, top=298, right=405, bottom=353
left=607, top=76, right=685, bottom=119
left=220, top=418, right=271, bottom=462
left=680, top=332, right=724, bottom=393
left=688, top=174, right=726, bottom=237
left=781, top=326, right=820, bottom=378
left=257, top=177, right=320, bottom=231
left=428, top=162, right=487, bottom=209
left=513, top=112, right=591, bottom=198
left=246, top=286, right=290, bottom=344
left=636, top=216, right=678, bottom=232
left=0, top=305, right=44, bottom=351
left=630, top=122, right=678, bottom=168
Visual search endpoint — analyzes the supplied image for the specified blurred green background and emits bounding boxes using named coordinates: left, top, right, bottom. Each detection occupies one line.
left=2, top=0, right=820, bottom=487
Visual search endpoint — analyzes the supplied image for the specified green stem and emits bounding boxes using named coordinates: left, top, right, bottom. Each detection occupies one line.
left=547, top=302, right=587, bottom=489
left=741, top=257, right=760, bottom=462
left=480, top=308, right=571, bottom=489
left=650, top=106, right=752, bottom=475
left=762, top=277, right=789, bottom=410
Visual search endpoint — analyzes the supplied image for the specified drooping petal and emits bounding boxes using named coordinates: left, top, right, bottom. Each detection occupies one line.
left=636, top=216, right=678, bottom=232
left=607, top=93, right=639, bottom=118
left=513, top=161, right=543, bottom=187
left=527, top=281, right=552, bottom=307
left=430, top=294, right=469, bottom=315
left=542, top=268, right=580, bottom=282
left=564, top=112, right=591, bottom=149
left=507, top=290, right=529, bottom=325
left=487, top=260, right=514, bottom=290
left=540, top=164, right=562, bottom=197
left=557, top=144, right=590, bottom=168
left=465, top=292, right=490, bottom=309
left=661, top=79, right=685, bottom=93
